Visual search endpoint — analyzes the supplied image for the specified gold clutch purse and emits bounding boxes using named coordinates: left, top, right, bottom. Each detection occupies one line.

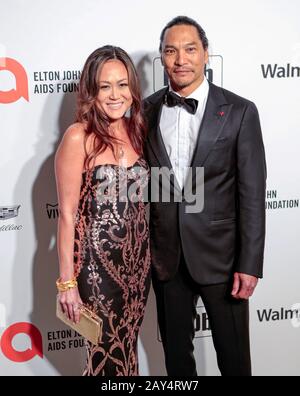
left=56, top=299, right=103, bottom=346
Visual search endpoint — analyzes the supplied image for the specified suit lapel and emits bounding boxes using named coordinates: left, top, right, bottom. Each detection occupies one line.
left=146, top=90, right=173, bottom=170
left=190, top=82, right=231, bottom=169
left=146, top=88, right=182, bottom=192
left=146, top=83, right=232, bottom=195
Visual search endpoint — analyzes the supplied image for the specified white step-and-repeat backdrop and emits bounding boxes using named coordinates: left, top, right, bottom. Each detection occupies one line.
left=1, top=0, right=300, bottom=376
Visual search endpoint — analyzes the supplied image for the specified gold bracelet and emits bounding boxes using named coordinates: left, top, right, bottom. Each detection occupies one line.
left=56, top=277, right=78, bottom=292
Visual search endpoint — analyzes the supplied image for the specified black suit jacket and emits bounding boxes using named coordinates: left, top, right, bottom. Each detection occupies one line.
left=143, top=82, right=267, bottom=285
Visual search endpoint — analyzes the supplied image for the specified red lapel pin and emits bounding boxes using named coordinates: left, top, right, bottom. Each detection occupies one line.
left=218, top=111, right=225, bottom=117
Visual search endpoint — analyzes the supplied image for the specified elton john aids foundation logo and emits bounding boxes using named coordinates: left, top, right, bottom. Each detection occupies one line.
left=0, top=323, right=43, bottom=362
left=0, top=57, right=29, bottom=103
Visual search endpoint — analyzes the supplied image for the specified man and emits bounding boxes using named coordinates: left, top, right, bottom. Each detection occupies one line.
left=144, top=16, right=266, bottom=376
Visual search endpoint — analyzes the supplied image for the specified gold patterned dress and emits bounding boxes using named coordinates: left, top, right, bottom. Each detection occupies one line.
left=74, top=157, right=151, bottom=376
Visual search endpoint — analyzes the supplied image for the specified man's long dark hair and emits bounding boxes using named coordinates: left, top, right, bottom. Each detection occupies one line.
left=159, top=16, right=209, bottom=52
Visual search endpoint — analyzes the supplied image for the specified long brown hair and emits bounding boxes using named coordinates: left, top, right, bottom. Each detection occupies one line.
left=76, top=45, right=146, bottom=170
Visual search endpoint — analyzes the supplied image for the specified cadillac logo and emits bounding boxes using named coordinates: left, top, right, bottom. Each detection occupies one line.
left=0, top=205, right=21, bottom=220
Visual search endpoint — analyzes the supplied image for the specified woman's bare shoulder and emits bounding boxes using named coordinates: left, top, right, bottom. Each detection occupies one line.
left=56, top=123, right=88, bottom=161
left=63, top=122, right=87, bottom=142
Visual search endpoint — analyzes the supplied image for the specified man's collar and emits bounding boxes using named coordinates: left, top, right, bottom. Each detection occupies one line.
left=168, top=77, right=209, bottom=101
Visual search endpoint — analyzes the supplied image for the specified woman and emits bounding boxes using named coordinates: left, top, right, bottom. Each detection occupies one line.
left=55, top=46, right=151, bottom=376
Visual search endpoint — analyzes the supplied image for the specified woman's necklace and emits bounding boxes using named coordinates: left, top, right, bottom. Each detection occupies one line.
left=115, top=143, right=125, bottom=160
left=110, top=120, right=127, bottom=161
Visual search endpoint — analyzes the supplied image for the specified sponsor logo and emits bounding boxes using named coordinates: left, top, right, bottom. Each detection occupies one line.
left=0, top=205, right=21, bottom=220
left=0, top=58, right=29, bottom=103
left=47, top=329, right=85, bottom=352
left=261, top=63, right=300, bottom=79
left=33, top=70, right=81, bottom=95
left=266, top=190, right=299, bottom=210
left=0, top=323, right=86, bottom=362
left=0, top=205, right=23, bottom=232
left=46, top=203, right=59, bottom=220
left=0, top=58, right=81, bottom=102
left=195, top=304, right=212, bottom=339
left=0, top=224, right=23, bottom=232
left=0, top=323, right=43, bottom=362
left=291, top=304, right=300, bottom=328
left=204, top=55, right=223, bottom=86
left=257, top=306, right=300, bottom=327
left=157, top=302, right=212, bottom=342
left=153, top=55, right=223, bottom=91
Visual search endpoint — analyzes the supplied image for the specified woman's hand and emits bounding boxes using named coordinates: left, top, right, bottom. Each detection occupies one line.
left=55, top=124, right=86, bottom=324
left=58, top=287, right=83, bottom=324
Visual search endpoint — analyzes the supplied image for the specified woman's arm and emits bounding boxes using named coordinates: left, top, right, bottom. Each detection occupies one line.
left=55, top=123, right=86, bottom=323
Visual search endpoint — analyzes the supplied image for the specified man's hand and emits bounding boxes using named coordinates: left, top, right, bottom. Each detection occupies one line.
left=231, top=272, right=258, bottom=300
